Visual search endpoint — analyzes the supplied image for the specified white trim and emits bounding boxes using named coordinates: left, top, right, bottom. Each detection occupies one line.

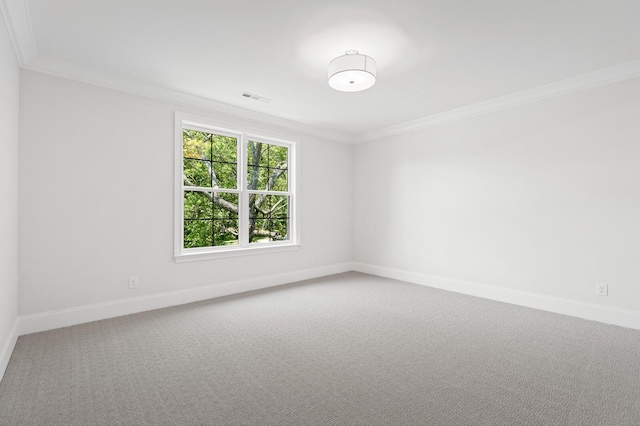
left=13, top=262, right=640, bottom=338
left=246, top=190, right=291, bottom=196
left=290, top=137, right=300, bottom=246
left=0, top=0, right=36, bottom=66
left=22, top=64, right=352, bottom=144
left=352, top=262, right=640, bottom=331
left=183, top=186, right=241, bottom=193
left=239, top=133, right=249, bottom=246
left=0, top=318, right=19, bottom=382
left=20, top=55, right=640, bottom=145
left=174, top=112, right=184, bottom=258
left=18, top=262, right=352, bottom=336
left=175, top=243, right=300, bottom=263
left=354, top=59, right=640, bottom=143
left=176, top=115, right=297, bottom=259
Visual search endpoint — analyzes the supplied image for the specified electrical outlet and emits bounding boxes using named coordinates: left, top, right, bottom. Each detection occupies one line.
left=309, top=255, right=316, bottom=263
left=129, top=276, right=139, bottom=289
left=595, top=283, right=608, bottom=296
left=390, top=254, right=397, bottom=265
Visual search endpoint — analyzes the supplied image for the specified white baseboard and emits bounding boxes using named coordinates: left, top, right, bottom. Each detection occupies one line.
left=17, top=261, right=640, bottom=338
left=18, top=263, right=352, bottom=336
left=0, top=319, right=19, bottom=382
left=352, top=262, right=640, bottom=331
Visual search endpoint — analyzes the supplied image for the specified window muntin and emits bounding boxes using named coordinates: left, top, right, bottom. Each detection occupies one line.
left=177, top=119, right=295, bottom=258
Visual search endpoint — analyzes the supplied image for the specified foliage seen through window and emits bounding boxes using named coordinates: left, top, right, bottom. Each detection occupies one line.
left=182, top=129, right=290, bottom=249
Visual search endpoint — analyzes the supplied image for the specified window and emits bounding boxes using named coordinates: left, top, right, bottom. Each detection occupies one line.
left=175, top=114, right=298, bottom=262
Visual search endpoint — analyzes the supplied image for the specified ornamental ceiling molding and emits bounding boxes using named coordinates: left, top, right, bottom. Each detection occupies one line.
left=354, top=58, right=640, bottom=143
left=4, top=1, right=640, bottom=145
left=0, top=0, right=36, bottom=66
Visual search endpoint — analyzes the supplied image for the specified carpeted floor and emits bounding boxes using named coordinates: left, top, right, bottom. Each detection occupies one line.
left=1, top=272, right=640, bottom=425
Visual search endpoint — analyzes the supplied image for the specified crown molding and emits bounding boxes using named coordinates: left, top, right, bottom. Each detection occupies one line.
left=355, top=58, right=640, bottom=143
left=22, top=60, right=354, bottom=144
left=0, top=0, right=36, bottom=66
left=12, top=8, right=640, bottom=147
left=1, top=1, right=351, bottom=143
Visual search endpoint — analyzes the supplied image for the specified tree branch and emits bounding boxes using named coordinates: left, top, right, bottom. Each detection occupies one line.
left=268, top=197, right=285, bottom=215
left=183, top=175, right=238, bottom=214
left=255, top=163, right=288, bottom=211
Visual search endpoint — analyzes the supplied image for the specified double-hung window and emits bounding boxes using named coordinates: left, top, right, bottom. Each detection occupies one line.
left=175, top=114, right=297, bottom=262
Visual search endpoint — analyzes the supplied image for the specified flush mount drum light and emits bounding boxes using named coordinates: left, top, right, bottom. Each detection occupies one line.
left=328, top=50, right=376, bottom=92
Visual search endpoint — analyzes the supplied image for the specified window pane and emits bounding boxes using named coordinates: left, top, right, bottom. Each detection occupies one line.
left=183, top=130, right=211, bottom=160
left=184, top=191, right=239, bottom=249
left=269, top=219, right=289, bottom=241
left=212, top=192, right=239, bottom=246
left=184, top=191, right=213, bottom=219
left=247, top=141, right=268, bottom=168
left=210, top=134, right=237, bottom=188
left=184, top=129, right=237, bottom=189
left=249, top=194, right=288, bottom=218
left=247, top=142, right=288, bottom=190
left=249, top=195, right=289, bottom=243
left=270, top=170, right=287, bottom=191
left=184, top=220, right=212, bottom=248
left=249, top=218, right=269, bottom=243
left=247, top=165, right=267, bottom=190
left=249, top=218, right=289, bottom=243
left=247, top=141, right=267, bottom=190
left=183, top=159, right=211, bottom=187
left=213, top=219, right=239, bottom=246
left=252, top=167, right=287, bottom=191
left=180, top=122, right=294, bottom=254
left=184, top=191, right=213, bottom=248
left=211, top=135, right=237, bottom=164
left=212, top=162, right=237, bottom=189
left=184, top=191, right=213, bottom=247
left=267, top=144, right=288, bottom=169
left=266, top=195, right=289, bottom=218
left=212, top=192, right=238, bottom=219
left=248, top=194, right=262, bottom=219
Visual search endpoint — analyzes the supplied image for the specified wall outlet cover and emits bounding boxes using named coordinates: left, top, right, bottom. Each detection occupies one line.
left=596, top=283, right=608, bottom=296
left=129, top=276, right=139, bottom=289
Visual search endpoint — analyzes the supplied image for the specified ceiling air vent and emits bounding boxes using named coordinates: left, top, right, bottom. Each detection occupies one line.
left=241, top=92, right=271, bottom=103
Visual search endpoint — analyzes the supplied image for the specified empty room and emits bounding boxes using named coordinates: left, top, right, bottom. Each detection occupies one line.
left=1, top=0, right=640, bottom=424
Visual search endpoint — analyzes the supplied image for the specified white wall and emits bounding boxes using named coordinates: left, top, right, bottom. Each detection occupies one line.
left=14, top=61, right=640, bottom=330
left=353, top=77, right=640, bottom=313
left=19, top=70, right=352, bottom=317
left=0, top=14, right=20, bottom=375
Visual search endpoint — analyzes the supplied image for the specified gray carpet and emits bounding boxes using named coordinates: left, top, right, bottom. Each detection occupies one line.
left=1, top=272, right=640, bottom=425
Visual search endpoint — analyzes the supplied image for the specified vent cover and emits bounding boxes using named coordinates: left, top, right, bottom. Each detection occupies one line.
left=241, top=92, right=270, bottom=103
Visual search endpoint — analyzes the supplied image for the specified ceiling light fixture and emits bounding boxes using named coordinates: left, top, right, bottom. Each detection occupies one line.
left=328, top=50, right=376, bottom=92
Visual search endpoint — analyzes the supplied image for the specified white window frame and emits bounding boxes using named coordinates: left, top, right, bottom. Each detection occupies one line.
left=174, top=113, right=299, bottom=263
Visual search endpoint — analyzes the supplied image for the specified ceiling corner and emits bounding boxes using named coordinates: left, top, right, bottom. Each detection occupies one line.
left=0, top=0, right=37, bottom=66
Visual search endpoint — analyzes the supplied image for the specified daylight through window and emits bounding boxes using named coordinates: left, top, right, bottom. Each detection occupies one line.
left=176, top=117, right=296, bottom=260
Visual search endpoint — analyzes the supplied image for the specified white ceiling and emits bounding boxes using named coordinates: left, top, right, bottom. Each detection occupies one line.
left=8, top=0, right=640, bottom=140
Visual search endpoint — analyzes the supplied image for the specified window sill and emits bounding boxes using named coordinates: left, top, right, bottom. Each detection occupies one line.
left=174, top=243, right=301, bottom=263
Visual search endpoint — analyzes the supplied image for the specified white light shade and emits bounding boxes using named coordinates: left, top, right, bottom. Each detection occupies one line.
left=328, top=51, right=376, bottom=92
